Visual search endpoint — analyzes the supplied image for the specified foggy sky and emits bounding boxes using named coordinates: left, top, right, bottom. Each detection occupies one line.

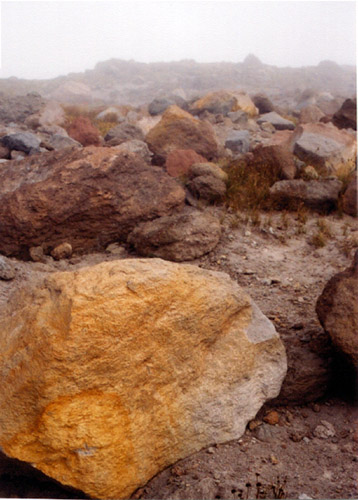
left=0, top=1, right=356, bottom=80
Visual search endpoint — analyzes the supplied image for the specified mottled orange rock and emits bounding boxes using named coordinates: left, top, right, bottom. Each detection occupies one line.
left=190, top=90, right=258, bottom=117
left=0, top=259, right=287, bottom=499
left=145, top=105, right=218, bottom=164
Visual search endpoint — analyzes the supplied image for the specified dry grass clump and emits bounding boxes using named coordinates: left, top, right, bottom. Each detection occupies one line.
left=224, top=157, right=280, bottom=212
left=62, top=104, right=126, bottom=138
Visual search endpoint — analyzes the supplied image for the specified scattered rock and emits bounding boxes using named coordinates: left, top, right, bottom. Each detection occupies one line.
left=342, top=172, right=357, bottom=217
left=302, top=165, right=319, bottom=180
left=67, top=117, right=101, bottom=147
left=224, top=130, right=250, bottom=154
left=0, top=255, right=16, bottom=280
left=0, top=92, right=45, bottom=124
left=316, top=250, right=358, bottom=369
left=104, top=122, right=144, bottom=146
left=186, top=175, right=227, bottom=203
left=0, top=147, right=185, bottom=257
left=148, top=96, right=185, bottom=116
left=269, top=179, right=343, bottom=212
left=0, top=258, right=287, bottom=499
left=250, top=144, right=296, bottom=180
left=145, top=105, right=219, bottom=164
left=128, top=208, right=222, bottom=261
left=299, top=105, right=325, bottom=124
left=190, top=90, right=258, bottom=117
left=44, top=134, right=82, bottom=151
left=227, top=110, right=249, bottom=126
left=252, top=93, right=275, bottom=114
left=51, top=243, right=73, bottom=260
left=257, top=112, right=295, bottom=130
left=164, top=149, right=207, bottom=177
left=332, top=97, right=356, bottom=130
left=189, top=162, right=228, bottom=182
left=29, top=246, right=47, bottom=263
left=313, top=421, right=336, bottom=439
left=113, top=139, right=153, bottom=164
left=1, top=132, right=41, bottom=154
left=10, top=150, right=25, bottom=161
left=254, top=423, right=280, bottom=443
left=289, top=122, right=357, bottom=176
left=263, top=410, right=280, bottom=425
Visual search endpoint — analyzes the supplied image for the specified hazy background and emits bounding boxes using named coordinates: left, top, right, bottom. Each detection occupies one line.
left=0, top=0, right=356, bottom=80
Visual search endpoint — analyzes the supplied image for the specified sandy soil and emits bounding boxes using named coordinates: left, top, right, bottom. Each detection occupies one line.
left=0, top=208, right=357, bottom=499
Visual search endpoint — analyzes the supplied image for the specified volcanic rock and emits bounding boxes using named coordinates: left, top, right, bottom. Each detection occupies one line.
left=299, top=105, right=325, bottom=124
left=190, top=90, right=258, bottom=117
left=0, top=258, right=287, bottom=499
left=128, top=208, right=222, bottom=261
left=342, top=172, right=357, bottom=217
left=104, top=122, right=145, bottom=146
left=289, top=122, right=356, bottom=176
left=112, top=139, right=153, bottom=164
left=257, top=112, right=295, bottom=131
left=250, top=144, right=296, bottom=180
left=332, top=97, right=357, bottom=131
left=316, top=250, right=358, bottom=368
left=1, top=132, right=41, bottom=154
left=0, top=92, right=45, bottom=125
left=43, top=134, right=82, bottom=151
left=269, top=179, right=342, bottom=212
left=252, top=94, right=275, bottom=114
left=67, top=117, right=101, bottom=147
left=224, top=130, right=250, bottom=154
left=164, top=149, right=207, bottom=177
left=186, top=175, right=227, bottom=203
left=189, top=162, right=228, bottom=182
left=0, top=147, right=185, bottom=258
left=0, top=256, right=15, bottom=280
left=145, top=105, right=218, bottom=164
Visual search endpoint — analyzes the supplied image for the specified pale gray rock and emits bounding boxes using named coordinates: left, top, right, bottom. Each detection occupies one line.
left=258, top=112, right=295, bottom=130
left=225, top=130, right=250, bottom=153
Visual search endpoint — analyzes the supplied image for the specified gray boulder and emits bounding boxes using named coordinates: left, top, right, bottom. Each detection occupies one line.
left=257, top=112, right=295, bottom=130
left=269, top=179, right=343, bottom=212
left=224, top=130, right=250, bottom=154
left=127, top=207, right=221, bottom=261
left=104, top=122, right=144, bottom=146
left=227, top=110, right=249, bottom=126
left=1, top=132, right=41, bottom=154
left=113, top=139, right=153, bottom=164
left=43, top=134, right=82, bottom=151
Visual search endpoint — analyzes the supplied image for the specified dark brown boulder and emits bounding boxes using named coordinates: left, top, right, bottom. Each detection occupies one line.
left=316, top=251, right=358, bottom=369
left=67, top=116, right=101, bottom=146
left=127, top=207, right=221, bottom=261
left=165, top=149, right=207, bottom=177
left=250, top=144, right=297, bottom=180
left=332, top=97, right=356, bottom=130
left=342, top=172, right=357, bottom=217
left=0, top=147, right=185, bottom=258
left=252, top=93, right=274, bottom=114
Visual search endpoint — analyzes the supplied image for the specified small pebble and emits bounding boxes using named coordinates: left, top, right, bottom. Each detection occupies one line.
left=207, top=447, right=215, bottom=454
left=263, top=410, right=280, bottom=425
left=270, top=454, right=279, bottom=465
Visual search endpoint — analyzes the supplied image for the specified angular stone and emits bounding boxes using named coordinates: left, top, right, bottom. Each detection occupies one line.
left=0, top=256, right=15, bottom=280
left=252, top=94, right=275, bottom=114
left=342, top=173, right=357, bottom=217
left=316, top=250, right=358, bottom=368
left=1, top=132, right=41, bottom=154
left=104, top=122, right=144, bottom=146
left=269, top=179, right=342, bottom=212
left=186, top=175, right=227, bottom=203
left=44, top=134, right=82, bottom=151
left=190, top=91, right=258, bottom=117
left=164, top=149, right=207, bottom=177
left=145, top=105, right=218, bottom=165
left=332, top=97, right=356, bottom=131
left=225, top=130, right=250, bottom=154
left=257, top=112, right=295, bottom=131
left=128, top=208, right=221, bottom=261
left=299, top=105, right=325, bottom=124
left=113, top=140, right=153, bottom=164
left=0, top=147, right=185, bottom=258
left=189, top=162, right=228, bottom=182
left=51, top=243, right=73, bottom=260
left=0, top=259, right=287, bottom=499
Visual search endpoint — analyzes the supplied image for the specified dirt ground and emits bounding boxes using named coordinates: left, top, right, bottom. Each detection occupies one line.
left=0, top=208, right=357, bottom=499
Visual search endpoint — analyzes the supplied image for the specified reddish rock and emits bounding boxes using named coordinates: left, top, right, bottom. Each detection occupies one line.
left=316, top=251, right=358, bottom=369
left=0, top=147, right=185, bottom=258
left=342, top=172, right=357, bottom=217
left=67, top=116, right=101, bottom=147
left=165, top=149, right=207, bottom=177
left=250, top=144, right=296, bottom=180
left=145, top=105, right=219, bottom=165
left=332, top=97, right=356, bottom=130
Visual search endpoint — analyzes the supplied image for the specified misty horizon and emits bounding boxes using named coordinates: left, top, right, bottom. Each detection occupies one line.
left=0, top=1, right=356, bottom=81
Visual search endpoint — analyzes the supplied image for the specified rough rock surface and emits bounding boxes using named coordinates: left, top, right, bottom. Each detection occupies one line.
left=332, top=97, right=356, bottom=131
left=0, top=259, right=287, bottom=500
left=164, top=149, right=207, bottom=177
left=128, top=208, right=222, bottom=261
left=289, top=122, right=357, bottom=175
left=316, top=250, right=358, bottom=368
left=0, top=147, right=185, bottom=257
left=250, top=144, right=297, bottom=180
left=67, top=117, right=101, bottom=147
left=0, top=93, right=45, bottom=124
left=252, top=94, right=275, bottom=114
left=342, top=172, right=357, bottom=217
left=186, top=175, right=227, bottom=203
left=257, top=112, right=295, bottom=130
left=43, top=134, right=82, bottom=151
left=299, top=105, right=325, bottom=124
left=104, top=122, right=144, bottom=146
left=145, top=105, right=219, bottom=164
left=189, top=162, right=228, bottom=182
left=269, top=179, right=343, bottom=212
left=112, top=139, right=153, bottom=164
left=224, top=130, right=250, bottom=154
left=1, top=132, right=41, bottom=154
left=190, top=91, right=258, bottom=117
left=0, top=256, right=15, bottom=281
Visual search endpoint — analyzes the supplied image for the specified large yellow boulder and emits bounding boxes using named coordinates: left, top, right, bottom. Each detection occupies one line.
left=145, top=105, right=219, bottom=164
left=0, top=259, right=287, bottom=499
left=190, top=90, right=258, bottom=117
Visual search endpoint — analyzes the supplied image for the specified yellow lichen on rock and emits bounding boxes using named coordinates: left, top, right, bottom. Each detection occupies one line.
left=0, top=259, right=286, bottom=499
